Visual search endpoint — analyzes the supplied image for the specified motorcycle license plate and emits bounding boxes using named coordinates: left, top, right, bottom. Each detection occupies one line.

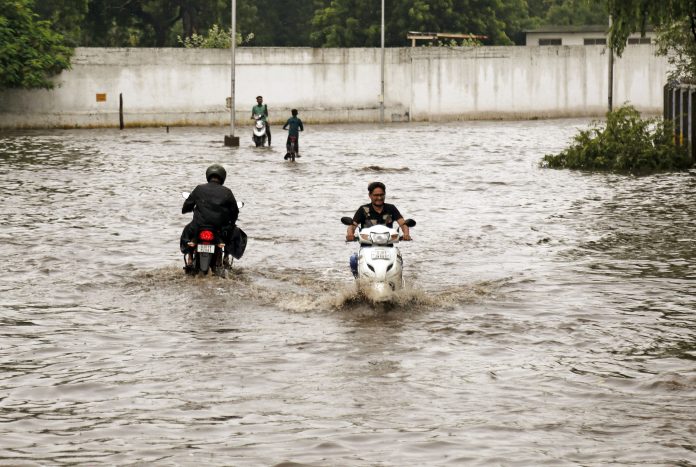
left=197, top=244, right=215, bottom=254
left=371, top=249, right=390, bottom=260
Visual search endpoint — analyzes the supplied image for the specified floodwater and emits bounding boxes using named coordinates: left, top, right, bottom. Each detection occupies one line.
left=1, top=121, right=695, bottom=466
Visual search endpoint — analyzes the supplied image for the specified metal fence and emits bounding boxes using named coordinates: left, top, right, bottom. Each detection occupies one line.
left=664, top=83, right=696, bottom=160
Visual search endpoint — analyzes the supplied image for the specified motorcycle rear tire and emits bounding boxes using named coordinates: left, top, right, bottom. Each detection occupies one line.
left=197, top=253, right=212, bottom=274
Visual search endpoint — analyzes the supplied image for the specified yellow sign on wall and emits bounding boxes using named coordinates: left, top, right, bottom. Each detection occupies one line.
left=96, top=93, right=107, bottom=102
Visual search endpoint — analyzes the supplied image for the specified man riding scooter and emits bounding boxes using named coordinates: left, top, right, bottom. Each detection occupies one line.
left=345, top=181, right=412, bottom=277
left=251, top=95, right=271, bottom=146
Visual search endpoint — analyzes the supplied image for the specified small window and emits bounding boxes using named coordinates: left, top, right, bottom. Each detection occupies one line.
left=539, top=38, right=562, bottom=46
left=583, top=38, right=606, bottom=45
left=628, top=37, right=651, bottom=44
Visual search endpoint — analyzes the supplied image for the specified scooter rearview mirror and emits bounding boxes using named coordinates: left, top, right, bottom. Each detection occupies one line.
left=404, top=219, right=416, bottom=228
left=340, top=217, right=353, bottom=226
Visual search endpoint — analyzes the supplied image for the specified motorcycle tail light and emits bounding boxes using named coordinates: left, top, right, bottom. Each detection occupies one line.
left=199, top=230, right=214, bottom=242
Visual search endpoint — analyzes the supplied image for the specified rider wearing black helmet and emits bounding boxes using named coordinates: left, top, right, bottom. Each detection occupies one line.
left=180, top=164, right=240, bottom=267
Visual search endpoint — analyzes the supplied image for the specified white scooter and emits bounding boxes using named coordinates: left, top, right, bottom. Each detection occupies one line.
left=341, top=217, right=416, bottom=301
left=252, top=114, right=267, bottom=147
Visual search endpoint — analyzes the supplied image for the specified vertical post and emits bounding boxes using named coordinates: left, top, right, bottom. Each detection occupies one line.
left=688, top=88, right=693, bottom=157
left=119, top=93, right=124, bottom=130
left=379, top=0, right=385, bottom=124
left=607, top=16, right=614, bottom=112
left=682, top=88, right=689, bottom=147
left=674, top=88, right=681, bottom=146
left=224, top=0, right=240, bottom=147
left=691, top=89, right=696, bottom=161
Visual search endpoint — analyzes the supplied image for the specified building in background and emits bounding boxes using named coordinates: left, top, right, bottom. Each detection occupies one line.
left=525, top=25, right=655, bottom=46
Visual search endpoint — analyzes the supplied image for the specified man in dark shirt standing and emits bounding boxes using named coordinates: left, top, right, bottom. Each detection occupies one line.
left=345, top=181, right=411, bottom=276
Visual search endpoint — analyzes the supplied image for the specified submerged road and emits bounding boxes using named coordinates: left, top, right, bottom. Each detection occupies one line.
left=1, top=121, right=695, bottom=465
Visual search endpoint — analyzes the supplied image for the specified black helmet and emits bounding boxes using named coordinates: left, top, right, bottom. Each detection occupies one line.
left=205, top=164, right=227, bottom=184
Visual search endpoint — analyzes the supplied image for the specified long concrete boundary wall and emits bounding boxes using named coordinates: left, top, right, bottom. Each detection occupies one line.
left=0, top=46, right=668, bottom=129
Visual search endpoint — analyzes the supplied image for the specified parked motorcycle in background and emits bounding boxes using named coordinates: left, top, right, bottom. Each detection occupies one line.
left=252, top=114, right=267, bottom=147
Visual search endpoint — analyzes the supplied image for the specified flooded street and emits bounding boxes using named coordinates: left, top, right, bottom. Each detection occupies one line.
left=1, top=120, right=695, bottom=465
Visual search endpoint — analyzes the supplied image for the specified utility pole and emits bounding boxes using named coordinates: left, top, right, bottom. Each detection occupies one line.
left=608, top=15, right=614, bottom=112
left=379, top=0, right=385, bottom=124
left=224, top=0, right=240, bottom=146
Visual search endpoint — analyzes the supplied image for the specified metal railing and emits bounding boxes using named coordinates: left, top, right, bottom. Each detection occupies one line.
left=664, top=83, right=696, bottom=160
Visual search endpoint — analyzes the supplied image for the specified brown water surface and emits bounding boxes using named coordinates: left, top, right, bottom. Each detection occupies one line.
left=1, top=121, right=695, bottom=465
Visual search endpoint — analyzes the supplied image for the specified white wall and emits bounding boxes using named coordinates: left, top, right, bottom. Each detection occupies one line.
left=0, top=46, right=669, bottom=129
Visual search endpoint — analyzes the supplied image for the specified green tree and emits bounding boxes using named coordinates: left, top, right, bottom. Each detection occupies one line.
left=656, top=18, right=696, bottom=83
left=607, top=0, right=696, bottom=56
left=310, top=0, right=380, bottom=47
left=250, top=0, right=313, bottom=46
left=0, top=0, right=73, bottom=89
left=543, top=0, right=608, bottom=26
left=311, top=0, right=531, bottom=47
left=33, top=0, right=88, bottom=46
left=75, top=0, right=258, bottom=47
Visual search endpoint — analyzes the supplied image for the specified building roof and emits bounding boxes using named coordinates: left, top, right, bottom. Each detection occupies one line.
left=524, top=24, right=654, bottom=34
left=524, top=25, right=607, bottom=34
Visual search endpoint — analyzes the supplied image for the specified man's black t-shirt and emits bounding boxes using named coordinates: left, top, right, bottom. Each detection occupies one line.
left=352, top=203, right=402, bottom=228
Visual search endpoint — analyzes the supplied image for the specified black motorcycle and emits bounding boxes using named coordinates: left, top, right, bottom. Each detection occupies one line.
left=180, top=192, right=248, bottom=278
left=187, top=226, right=226, bottom=277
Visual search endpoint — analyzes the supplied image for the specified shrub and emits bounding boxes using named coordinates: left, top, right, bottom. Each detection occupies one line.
left=177, top=25, right=254, bottom=48
left=541, top=105, right=693, bottom=174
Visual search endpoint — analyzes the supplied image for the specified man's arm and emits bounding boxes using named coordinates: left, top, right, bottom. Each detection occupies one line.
left=182, top=189, right=196, bottom=214
left=346, top=208, right=364, bottom=241
left=228, top=194, right=240, bottom=226
left=397, top=218, right=411, bottom=241
left=346, top=222, right=358, bottom=241
left=299, top=120, right=304, bottom=131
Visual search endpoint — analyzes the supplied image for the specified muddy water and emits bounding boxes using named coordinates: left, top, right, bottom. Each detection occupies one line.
left=1, top=121, right=695, bottom=465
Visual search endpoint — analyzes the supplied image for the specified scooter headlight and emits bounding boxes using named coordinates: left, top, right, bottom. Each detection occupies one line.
left=370, top=232, right=390, bottom=245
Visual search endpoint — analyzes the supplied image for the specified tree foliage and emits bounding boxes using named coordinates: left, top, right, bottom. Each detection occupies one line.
left=608, top=0, right=696, bottom=56
left=655, top=19, right=696, bottom=83
left=177, top=24, right=255, bottom=48
left=311, top=0, right=531, bottom=47
left=541, top=105, right=693, bottom=174
left=543, top=0, right=607, bottom=26
left=0, top=0, right=73, bottom=89
left=14, top=0, right=681, bottom=50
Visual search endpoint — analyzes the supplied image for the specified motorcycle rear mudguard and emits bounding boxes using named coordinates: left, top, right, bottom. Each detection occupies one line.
left=198, top=252, right=212, bottom=273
